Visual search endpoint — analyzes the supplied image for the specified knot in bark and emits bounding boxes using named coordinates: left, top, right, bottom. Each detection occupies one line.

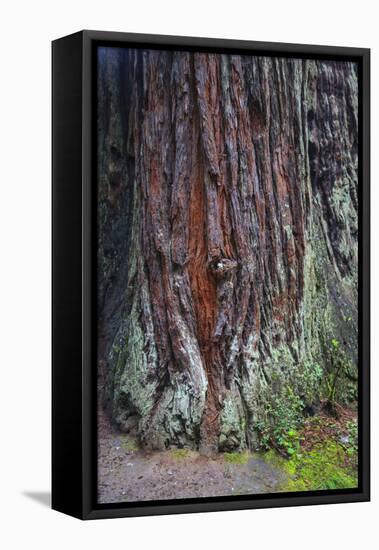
left=209, top=258, right=238, bottom=280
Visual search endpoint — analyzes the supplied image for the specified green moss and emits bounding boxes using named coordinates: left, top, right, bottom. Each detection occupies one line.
left=119, top=435, right=138, bottom=453
left=170, top=448, right=190, bottom=460
left=262, top=440, right=357, bottom=492
left=224, top=451, right=250, bottom=465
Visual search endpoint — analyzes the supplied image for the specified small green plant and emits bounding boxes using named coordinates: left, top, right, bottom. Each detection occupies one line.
left=283, top=429, right=301, bottom=457
left=331, top=338, right=339, bottom=349
left=256, top=386, right=304, bottom=456
left=298, top=360, right=323, bottom=402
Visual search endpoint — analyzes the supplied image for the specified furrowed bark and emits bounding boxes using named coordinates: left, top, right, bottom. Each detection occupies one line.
left=97, top=48, right=358, bottom=452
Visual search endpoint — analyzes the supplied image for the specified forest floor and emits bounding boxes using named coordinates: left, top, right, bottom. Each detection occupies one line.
left=97, top=407, right=286, bottom=503
left=97, top=405, right=358, bottom=504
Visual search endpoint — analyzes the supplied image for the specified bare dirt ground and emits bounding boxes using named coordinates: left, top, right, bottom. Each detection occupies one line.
left=97, top=408, right=287, bottom=504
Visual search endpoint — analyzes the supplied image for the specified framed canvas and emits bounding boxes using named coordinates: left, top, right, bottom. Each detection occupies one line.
left=52, top=30, right=370, bottom=520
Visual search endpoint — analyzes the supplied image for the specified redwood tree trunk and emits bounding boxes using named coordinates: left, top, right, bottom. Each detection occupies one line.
left=97, top=48, right=358, bottom=453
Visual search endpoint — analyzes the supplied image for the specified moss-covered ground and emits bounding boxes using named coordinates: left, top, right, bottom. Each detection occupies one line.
left=263, top=440, right=357, bottom=492
left=252, top=409, right=357, bottom=492
left=285, top=412, right=357, bottom=491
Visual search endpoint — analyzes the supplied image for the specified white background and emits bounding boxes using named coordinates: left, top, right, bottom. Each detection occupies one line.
left=0, top=0, right=376, bottom=548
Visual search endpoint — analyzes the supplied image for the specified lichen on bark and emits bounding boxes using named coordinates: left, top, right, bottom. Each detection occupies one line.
left=97, top=47, right=358, bottom=453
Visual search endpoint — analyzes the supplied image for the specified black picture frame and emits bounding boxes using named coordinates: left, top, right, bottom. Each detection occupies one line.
left=52, top=30, right=370, bottom=520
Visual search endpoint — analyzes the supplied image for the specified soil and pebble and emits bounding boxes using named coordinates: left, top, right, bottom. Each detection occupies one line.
left=98, top=407, right=286, bottom=503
